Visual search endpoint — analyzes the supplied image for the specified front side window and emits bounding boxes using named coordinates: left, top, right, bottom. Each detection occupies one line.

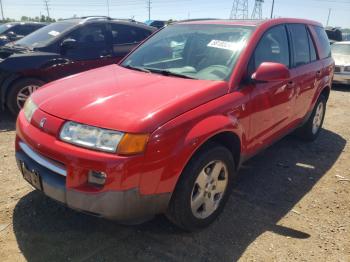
left=253, top=25, right=290, bottom=70
left=289, top=24, right=310, bottom=67
left=121, top=24, right=254, bottom=81
left=63, top=23, right=110, bottom=60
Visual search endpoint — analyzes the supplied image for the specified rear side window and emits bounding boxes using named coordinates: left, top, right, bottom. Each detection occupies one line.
left=288, top=24, right=310, bottom=67
left=253, top=25, right=290, bottom=70
left=111, top=24, right=151, bottom=45
left=313, top=26, right=331, bottom=59
left=307, top=29, right=317, bottom=62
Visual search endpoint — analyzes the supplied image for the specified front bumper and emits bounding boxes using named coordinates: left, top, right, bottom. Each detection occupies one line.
left=16, top=147, right=170, bottom=221
left=333, top=73, right=350, bottom=85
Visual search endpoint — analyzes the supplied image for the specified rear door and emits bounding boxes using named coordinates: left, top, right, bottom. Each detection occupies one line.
left=111, top=23, right=153, bottom=62
left=248, top=24, right=296, bottom=150
left=287, top=24, right=323, bottom=121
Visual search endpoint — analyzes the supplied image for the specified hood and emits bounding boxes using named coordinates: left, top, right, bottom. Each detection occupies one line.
left=333, top=54, right=350, bottom=66
left=32, top=65, right=228, bottom=133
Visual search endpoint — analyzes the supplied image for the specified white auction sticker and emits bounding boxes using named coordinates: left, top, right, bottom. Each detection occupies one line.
left=207, top=40, right=240, bottom=51
left=48, top=30, right=60, bottom=37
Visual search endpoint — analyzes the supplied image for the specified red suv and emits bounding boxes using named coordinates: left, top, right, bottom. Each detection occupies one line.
left=15, top=18, right=334, bottom=231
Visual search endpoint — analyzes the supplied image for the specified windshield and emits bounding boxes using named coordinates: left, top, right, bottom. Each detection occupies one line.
left=121, top=24, right=253, bottom=81
left=0, top=23, right=14, bottom=34
left=16, top=21, right=77, bottom=48
left=332, top=44, right=350, bottom=55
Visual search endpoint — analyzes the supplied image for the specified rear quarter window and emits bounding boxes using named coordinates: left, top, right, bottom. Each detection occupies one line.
left=313, top=26, right=331, bottom=59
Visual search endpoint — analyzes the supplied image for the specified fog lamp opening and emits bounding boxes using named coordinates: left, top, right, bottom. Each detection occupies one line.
left=88, top=171, right=107, bottom=186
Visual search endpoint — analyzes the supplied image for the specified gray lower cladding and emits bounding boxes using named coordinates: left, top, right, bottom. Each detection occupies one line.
left=16, top=150, right=171, bottom=221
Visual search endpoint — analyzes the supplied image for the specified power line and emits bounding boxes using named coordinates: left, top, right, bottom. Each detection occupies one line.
left=0, top=0, right=4, bottom=21
left=106, top=0, right=110, bottom=16
left=270, top=0, right=275, bottom=18
left=326, top=8, right=332, bottom=26
left=43, top=0, right=50, bottom=17
left=146, top=0, right=151, bottom=20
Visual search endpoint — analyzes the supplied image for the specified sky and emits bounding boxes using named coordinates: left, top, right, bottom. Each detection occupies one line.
left=1, top=0, right=350, bottom=28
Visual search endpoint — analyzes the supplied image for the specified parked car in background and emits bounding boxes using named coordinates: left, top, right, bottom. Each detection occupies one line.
left=0, top=22, right=46, bottom=46
left=15, top=18, right=333, bottom=231
left=326, top=28, right=342, bottom=44
left=145, top=20, right=166, bottom=29
left=0, top=16, right=156, bottom=115
left=332, top=41, right=350, bottom=85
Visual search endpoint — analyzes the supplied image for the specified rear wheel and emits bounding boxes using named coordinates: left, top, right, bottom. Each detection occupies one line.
left=297, top=95, right=326, bottom=141
left=7, top=78, right=45, bottom=115
left=166, top=143, right=236, bottom=231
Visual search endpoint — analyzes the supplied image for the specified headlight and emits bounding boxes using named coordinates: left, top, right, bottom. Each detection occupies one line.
left=60, top=121, right=124, bottom=153
left=59, top=121, right=149, bottom=154
left=23, top=97, right=38, bottom=123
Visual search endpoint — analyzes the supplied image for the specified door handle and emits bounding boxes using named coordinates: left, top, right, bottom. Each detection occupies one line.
left=286, top=81, right=294, bottom=88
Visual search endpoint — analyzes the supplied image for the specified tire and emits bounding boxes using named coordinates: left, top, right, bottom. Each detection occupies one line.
left=7, top=78, right=45, bottom=116
left=166, top=142, right=236, bottom=231
left=297, top=94, right=327, bottom=141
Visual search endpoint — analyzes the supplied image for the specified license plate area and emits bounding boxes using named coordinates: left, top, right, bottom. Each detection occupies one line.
left=20, top=161, right=43, bottom=190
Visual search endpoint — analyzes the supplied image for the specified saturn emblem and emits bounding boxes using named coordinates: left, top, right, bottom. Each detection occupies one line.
left=39, top=118, right=47, bottom=129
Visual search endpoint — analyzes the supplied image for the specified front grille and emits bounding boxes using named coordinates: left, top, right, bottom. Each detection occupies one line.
left=19, top=142, right=67, bottom=177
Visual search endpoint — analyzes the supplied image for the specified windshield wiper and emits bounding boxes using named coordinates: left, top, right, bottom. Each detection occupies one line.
left=145, top=68, right=197, bottom=79
left=123, top=64, right=151, bottom=73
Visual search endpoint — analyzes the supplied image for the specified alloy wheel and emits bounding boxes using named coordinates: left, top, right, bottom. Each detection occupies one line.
left=190, top=160, right=228, bottom=219
left=16, top=85, right=39, bottom=109
left=312, top=102, right=324, bottom=135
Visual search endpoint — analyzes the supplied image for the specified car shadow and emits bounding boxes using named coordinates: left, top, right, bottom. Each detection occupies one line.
left=332, top=83, right=350, bottom=92
left=12, top=129, right=346, bottom=262
left=0, top=110, right=16, bottom=132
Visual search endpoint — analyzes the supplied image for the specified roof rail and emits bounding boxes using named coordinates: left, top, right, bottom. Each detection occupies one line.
left=81, top=16, right=111, bottom=20
left=178, top=18, right=219, bottom=22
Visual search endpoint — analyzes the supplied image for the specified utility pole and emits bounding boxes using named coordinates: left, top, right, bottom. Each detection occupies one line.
left=147, top=0, right=151, bottom=20
left=0, top=0, right=4, bottom=21
left=229, top=0, right=249, bottom=19
left=44, top=0, right=50, bottom=18
left=252, top=0, right=264, bottom=19
left=106, top=0, right=110, bottom=17
left=326, top=8, right=331, bottom=27
left=270, top=0, right=275, bottom=18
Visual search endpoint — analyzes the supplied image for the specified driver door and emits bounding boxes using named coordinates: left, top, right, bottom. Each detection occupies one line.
left=54, top=23, right=113, bottom=78
left=247, top=25, right=296, bottom=151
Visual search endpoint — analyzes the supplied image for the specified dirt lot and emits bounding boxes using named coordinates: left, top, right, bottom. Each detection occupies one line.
left=0, top=86, right=349, bottom=262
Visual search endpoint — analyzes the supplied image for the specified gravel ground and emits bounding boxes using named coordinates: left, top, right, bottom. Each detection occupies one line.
left=0, top=86, right=349, bottom=262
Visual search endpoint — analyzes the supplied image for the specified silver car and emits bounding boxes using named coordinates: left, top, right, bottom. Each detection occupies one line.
left=332, top=41, right=350, bottom=85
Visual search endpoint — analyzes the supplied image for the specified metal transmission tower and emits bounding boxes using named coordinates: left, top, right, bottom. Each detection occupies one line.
left=229, top=0, right=249, bottom=20
left=251, top=0, right=264, bottom=19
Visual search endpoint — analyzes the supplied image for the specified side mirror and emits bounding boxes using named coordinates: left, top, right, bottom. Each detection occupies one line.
left=252, top=62, right=290, bottom=82
left=60, top=38, right=77, bottom=51
left=6, top=31, right=16, bottom=39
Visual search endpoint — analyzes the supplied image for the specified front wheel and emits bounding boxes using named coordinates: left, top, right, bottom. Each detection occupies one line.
left=7, top=78, right=45, bottom=115
left=297, top=95, right=327, bottom=141
left=166, top=143, right=236, bottom=231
